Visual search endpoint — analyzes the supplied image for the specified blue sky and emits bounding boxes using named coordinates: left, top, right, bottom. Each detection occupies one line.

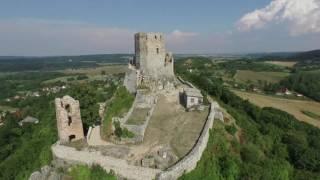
left=0, top=0, right=319, bottom=56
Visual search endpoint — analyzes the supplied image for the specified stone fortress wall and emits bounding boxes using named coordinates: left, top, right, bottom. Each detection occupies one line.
left=156, top=102, right=219, bottom=180
left=51, top=142, right=161, bottom=180
left=52, top=98, right=222, bottom=180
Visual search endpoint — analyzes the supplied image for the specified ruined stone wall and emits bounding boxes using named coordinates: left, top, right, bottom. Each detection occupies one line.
left=124, top=68, right=137, bottom=93
left=53, top=97, right=222, bottom=180
left=55, top=96, right=84, bottom=143
left=122, top=103, right=156, bottom=142
left=156, top=102, right=218, bottom=180
left=177, top=76, right=196, bottom=88
left=134, top=32, right=174, bottom=80
left=113, top=90, right=157, bottom=143
left=52, top=142, right=161, bottom=180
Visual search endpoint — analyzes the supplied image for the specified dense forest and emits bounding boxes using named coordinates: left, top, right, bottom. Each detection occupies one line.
left=0, top=70, right=119, bottom=179
left=176, top=58, right=320, bottom=179
left=281, top=71, right=320, bottom=101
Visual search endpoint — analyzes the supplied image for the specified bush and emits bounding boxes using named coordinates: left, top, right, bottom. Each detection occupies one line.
left=102, top=86, right=134, bottom=138
left=69, top=164, right=116, bottom=180
left=225, top=124, right=237, bottom=136
left=77, top=75, right=89, bottom=80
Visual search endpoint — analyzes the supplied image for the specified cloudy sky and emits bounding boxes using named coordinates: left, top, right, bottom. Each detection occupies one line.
left=0, top=0, right=319, bottom=56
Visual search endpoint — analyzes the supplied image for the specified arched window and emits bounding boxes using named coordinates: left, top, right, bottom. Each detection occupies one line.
left=69, top=135, right=76, bottom=142
left=65, top=104, right=71, bottom=113
left=68, top=116, right=72, bottom=126
left=156, top=48, right=159, bottom=54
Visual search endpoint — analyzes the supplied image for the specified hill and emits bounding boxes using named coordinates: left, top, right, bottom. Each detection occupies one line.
left=293, top=49, right=320, bottom=61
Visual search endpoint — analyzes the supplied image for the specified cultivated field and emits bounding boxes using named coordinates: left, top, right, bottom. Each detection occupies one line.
left=43, top=65, right=127, bottom=84
left=57, top=65, right=127, bottom=75
left=264, top=61, right=297, bottom=68
left=233, top=90, right=320, bottom=128
left=0, top=105, right=17, bottom=112
left=234, top=70, right=290, bottom=84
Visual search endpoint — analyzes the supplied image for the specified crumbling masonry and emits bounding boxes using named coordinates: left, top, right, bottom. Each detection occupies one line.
left=55, top=96, right=84, bottom=143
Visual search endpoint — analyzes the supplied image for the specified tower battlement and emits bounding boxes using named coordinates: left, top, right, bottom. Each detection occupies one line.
left=133, top=32, right=174, bottom=80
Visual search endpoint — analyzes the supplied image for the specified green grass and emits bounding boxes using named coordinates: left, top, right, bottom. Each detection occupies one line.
left=102, top=86, right=134, bottom=138
left=302, top=110, right=320, bottom=121
left=69, top=164, right=116, bottom=180
left=126, top=108, right=150, bottom=125
left=234, top=70, right=290, bottom=84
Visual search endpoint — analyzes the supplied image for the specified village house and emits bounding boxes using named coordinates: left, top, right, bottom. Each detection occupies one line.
left=183, top=87, right=204, bottom=109
left=18, top=116, right=39, bottom=126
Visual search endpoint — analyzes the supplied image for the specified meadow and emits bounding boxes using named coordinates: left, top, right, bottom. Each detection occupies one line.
left=234, top=70, right=290, bottom=84
left=233, top=90, right=320, bottom=128
left=264, top=61, right=297, bottom=68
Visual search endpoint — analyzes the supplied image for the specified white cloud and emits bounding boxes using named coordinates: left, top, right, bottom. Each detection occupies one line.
left=237, top=0, right=320, bottom=35
left=166, top=30, right=199, bottom=49
left=168, top=30, right=198, bottom=39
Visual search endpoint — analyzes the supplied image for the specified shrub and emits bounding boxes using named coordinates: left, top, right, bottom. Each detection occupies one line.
left=225, top=124, right=237, bottom=136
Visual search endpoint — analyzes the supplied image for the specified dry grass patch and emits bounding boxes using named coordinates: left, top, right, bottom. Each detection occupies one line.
left=264, top=61, right=297, bottom=68
left=0, top=105, right=17, bottom=112
left=233, top=90, right=320, bottom=128
left=142, top=95, right=209, bottom=158
left=126, top=108, right=150, bottom=125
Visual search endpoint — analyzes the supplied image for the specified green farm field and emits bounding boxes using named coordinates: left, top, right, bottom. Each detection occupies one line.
left=234, top=70, right=290, bottom=84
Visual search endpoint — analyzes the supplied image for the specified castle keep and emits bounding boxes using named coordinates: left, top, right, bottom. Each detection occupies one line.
left=131, top=32, right=174, bottom=81
left=55, top=96, right=84, bottom=143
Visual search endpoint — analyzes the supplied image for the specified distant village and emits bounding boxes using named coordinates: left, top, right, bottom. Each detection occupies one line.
left=5, top=85, right=67, bottom=102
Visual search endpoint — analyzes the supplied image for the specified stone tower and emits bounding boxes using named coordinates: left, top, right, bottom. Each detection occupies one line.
left=55, top=96, right=84, bottom=143
left=133, top=32, right=174, bottom=80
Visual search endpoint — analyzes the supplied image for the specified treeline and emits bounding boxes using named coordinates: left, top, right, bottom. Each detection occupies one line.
left=281, top=71, right=320, bottom=101
left=0, top=54, right=129, bottom=72
left=66, top=80, right=117, bottom=132
left=218, top=60, right=288, bottom=73
left=177, top=58, right=320, bottom=179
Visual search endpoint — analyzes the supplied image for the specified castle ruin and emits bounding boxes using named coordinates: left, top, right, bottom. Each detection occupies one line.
left=50, top=32, right=221, bottom=180
left=55, top=96, right=84, bottom=143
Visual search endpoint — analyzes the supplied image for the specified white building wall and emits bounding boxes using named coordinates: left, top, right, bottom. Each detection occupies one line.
left=186, top=96, right=202, bottom=108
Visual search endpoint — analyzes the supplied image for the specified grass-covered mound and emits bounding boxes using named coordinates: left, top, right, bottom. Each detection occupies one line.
left=69, top=164, right=116, bottom=180
left=102, top=86, right=134, bottom=139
